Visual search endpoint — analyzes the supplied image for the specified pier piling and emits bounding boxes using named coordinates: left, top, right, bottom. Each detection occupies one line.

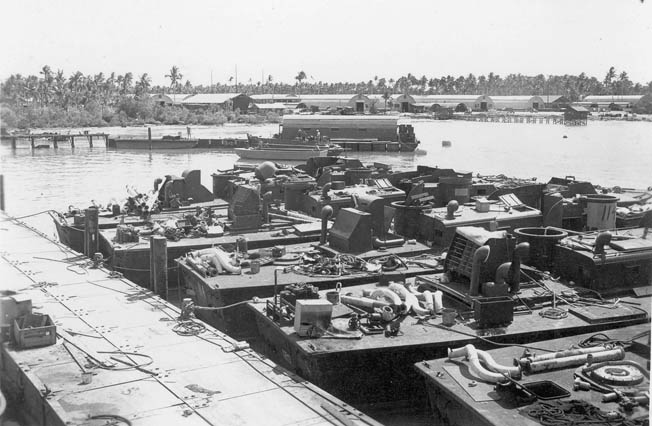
left=83, top=207, right=99, bottom=257
left=149, top=235, right=168, bottom=299
left=0, top=174, right=5, bottom=211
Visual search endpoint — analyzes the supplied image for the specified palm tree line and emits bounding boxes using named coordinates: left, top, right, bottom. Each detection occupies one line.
left=1, top=65, right=650, bottom=128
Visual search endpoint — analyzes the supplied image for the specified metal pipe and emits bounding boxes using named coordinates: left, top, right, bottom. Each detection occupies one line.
left=494, top=242, right=529, bottom=293
left=320, top=205, right=333, bottom=245
left=448, top=344, right=511, bottom=383
left=520, top=345, right=612, bottom=363
left=525, top=347, right=625, bottom=373
left=469, top=245, right=491, bottom=297
left=445, top=200, right=459, bottom=220
left=321, top=182, right=332, bottom=200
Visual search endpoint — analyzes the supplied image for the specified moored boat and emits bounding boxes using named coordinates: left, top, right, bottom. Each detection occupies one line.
left=109, top=137, right=198, bottom=149
left=235, top=146, right=332, bottom=160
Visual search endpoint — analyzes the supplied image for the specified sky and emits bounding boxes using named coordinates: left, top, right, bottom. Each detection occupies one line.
left=1, top=0, right=651, bottom=87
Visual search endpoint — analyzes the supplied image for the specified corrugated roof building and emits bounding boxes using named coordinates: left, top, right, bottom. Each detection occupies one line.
left=296, top=94, right=358, bottom=111
left=491, top=95, right=545, bottom=111
left=393, top=94, right=492, bottom=112
left=577, top=95, right=651, bottom=111
left=180, top=93, right=253, bottom=112
left=150, top=93, right=192, bottom=105
left=249, top=94, right=300, bottom=104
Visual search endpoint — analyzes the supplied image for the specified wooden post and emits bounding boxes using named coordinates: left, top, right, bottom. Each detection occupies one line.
left=70, top=135, right=75, bottom=148
left=53, top=137, right=58, bottom=149
left=11, top=137, right=16, bottom=149
left=149, top=236, right=168, bottom=299
left=148, top=127, right=152, bottom=150
left=0, top=174, right=5, bottom=211
left=105, top=134, right=109, bottom=147
left=83, top=207, right=99, bottom=257
left=89, top=135, right=93, bottom=147
left=30, top=137, right=35, bottom=150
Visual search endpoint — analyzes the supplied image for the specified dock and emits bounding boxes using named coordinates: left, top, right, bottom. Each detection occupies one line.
left=1, top=132, right=110, bottom=149
left=246, top=280, right=650, bottom=406
left=0, top=213, right=380, bottom=426
left=414, top=324, right=650, bottom=426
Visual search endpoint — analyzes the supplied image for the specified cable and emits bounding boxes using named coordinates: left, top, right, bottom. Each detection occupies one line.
left=193, top=298, right=262, bottom=311
left=88, top=414, right=132, bottom=425
left=422, top=321, right=556, bottom=352
left=0, top=209, right=58, bottom=222
left=578, top=330, right=651, bottom=349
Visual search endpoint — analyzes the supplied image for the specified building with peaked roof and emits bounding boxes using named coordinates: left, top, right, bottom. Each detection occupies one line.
left=150, top=93, right=192, bottom=106
left=249, top=102, right=292, bottom=114
left=490, top=95, right=546, bottom=111
left=577, top=95, right=651, bottom=111
left=180, top=93, right=253, bottom=112
left=249, top=94, right=300, bottom=104
left=392, top=94, right=492, bottom=112
left=295, top=94, right=359, bottom=111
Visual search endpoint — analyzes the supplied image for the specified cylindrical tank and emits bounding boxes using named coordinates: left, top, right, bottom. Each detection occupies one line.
left=391, top=201, right=430, bottom=239
left=514, top=227, right=567, bottom=269
left=584, top=194, right=618, bottom=230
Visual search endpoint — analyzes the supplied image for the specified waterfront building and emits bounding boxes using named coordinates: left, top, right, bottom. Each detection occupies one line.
left=578, top=94, right=652, bottom=112
left=180, top=93, right=253, bottom=112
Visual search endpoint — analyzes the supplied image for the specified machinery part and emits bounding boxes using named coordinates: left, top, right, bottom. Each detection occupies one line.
left=494, top=242, right=530, bottom=294
left=340, top=295, right=391, bottom=312
left=525, top=347, right=625, bottom=373
left=589, top=363, right=646, bottom=386
left=448, top=344, right=520, bottom=383
left=469, top=245, right=491, bottom=297
left=370, top=287, right=402, bottom=305
left=593, top=231, right=612, bottom=256
left=254, top=161, right=277, bottom=181
left=445, top=200, right=459, bottom=220
left=574, top=378, right=591, bottom=391
left=517, top=345, right=613, bottom=367
left=389, top=283, right=430, bottom=316
left=321, top=182, right=332, bottom=200
left=372, top=236, right=405, bottom=249
left=320, top=205, right=333, bottom=245
left=197, top=247, right=242, bottom=275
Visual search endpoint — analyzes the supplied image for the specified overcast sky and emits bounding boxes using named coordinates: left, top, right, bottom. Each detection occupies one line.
left=1, top=0, right=651, bottom=87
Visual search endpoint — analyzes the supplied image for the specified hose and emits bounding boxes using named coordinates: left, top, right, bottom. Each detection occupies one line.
left=372, top=237, right=405, bottom=249
left=389, top=283, right=430, bottom=316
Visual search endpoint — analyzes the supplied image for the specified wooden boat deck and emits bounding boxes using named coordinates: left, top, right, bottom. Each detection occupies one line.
left=0, top=214, right=380, bottom=426
left=246, top=280, right=650, bottom=405
left=414, top=324, right=650, bottom=426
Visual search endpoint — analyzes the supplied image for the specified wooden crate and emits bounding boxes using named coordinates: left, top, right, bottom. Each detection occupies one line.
left=13, top=313, right=56, bottom=349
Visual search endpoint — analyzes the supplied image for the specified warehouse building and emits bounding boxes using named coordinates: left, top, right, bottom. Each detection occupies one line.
left=578, top=95, right=652, bottom=112
left=180, top=93, right=253, bottom=112
left=491, top=95, right=545, bottom=111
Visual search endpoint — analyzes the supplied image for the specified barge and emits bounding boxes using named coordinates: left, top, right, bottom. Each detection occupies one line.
left=254, top=115, right=420, bottom=152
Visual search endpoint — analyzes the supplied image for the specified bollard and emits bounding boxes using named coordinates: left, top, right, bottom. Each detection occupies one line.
left=83, top=207, right=99, bottom=257
left=149, top=236, right=168, bottom=300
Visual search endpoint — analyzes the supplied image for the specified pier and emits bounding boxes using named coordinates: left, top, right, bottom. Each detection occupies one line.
left=1, top=132, right=110, bottom=149
left=453, top=114, right=587, bottom=126
left=0, top=213, right=379, bottom=426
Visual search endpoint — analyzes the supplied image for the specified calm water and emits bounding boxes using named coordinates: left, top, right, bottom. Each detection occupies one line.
left=1, top=120, right=650, bottom=231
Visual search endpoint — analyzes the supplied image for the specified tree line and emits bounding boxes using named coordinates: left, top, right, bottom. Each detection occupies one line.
left=1, top=65, right=650, bottom=129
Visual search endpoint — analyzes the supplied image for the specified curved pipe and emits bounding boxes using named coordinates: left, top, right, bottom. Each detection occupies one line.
left=448, top=344, right=511, bottom=383
left=321, top=182, right=332, bottom=200
left=406, top=285, right=434, bottom=315
left=340, top=295, right=391, bottom=312
left=593, top=232, right=612, bottom=255
left=370, top=287, right=402, bottom=305
left=320, top=205, right=333, bottom=245
left=372, top=237, right=404, bottom=249
left=469, top=245, right=491, bottom=297
left=154, top=177, right=163, bottom=192
left=389, top=283, right=430, bottom=316
left=445, top=200, right=459, bottom=220
left=493, top=241, right=530, bottom=293
left=198, top=248, right=241, bottom=275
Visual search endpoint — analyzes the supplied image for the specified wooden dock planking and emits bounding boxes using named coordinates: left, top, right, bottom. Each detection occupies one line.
left=246, top=281, right=650, bottom=405
left=414, top=324, right=650, bottom=426
left=0, top=215, right=380, bottom=426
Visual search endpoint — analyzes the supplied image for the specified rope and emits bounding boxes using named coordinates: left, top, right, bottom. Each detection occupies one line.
left=0, top=209, right=58, bottom=222
left=578, top=330, right=651, bottom=349
left=538, top=307, right=568, bottom=320
left=173, top=320, right=206, bottom=336
left=526, top=399, right=645, bottom=426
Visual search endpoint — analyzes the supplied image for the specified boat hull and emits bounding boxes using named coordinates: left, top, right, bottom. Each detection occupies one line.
left=235, top=148, right=329, bottom=160
left=109, top=138, right=198, bottom=149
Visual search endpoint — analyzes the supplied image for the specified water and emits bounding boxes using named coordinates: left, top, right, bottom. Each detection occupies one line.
left=1, top=119, right=650, bottom=224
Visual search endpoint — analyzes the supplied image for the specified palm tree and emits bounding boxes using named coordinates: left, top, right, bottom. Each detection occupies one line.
left=135, top=73, right=151, bottom=97
left=382, top=91, right=392, bottom=113
left=121, top=72, right=133, bottom=94
left=166, top=66, right=183, bottom=93
left=295, top=70, right=307, bottom=93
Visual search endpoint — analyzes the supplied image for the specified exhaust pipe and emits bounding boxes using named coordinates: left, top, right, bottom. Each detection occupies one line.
left=321, top=182, right=332, bottom=200
left=262, top=191, right=274, bottom=224
left=494, top=242, right=530, bottom=294
left=593, top=232, right=612, bottom=255
left=320, top=205, right=333, bottom=245
left=469, top=245, right=491, bottom=297
left=524, top=347, right=625, bottom=373
left=445, top=200, right=459, bottom=220
left=448, top=344, right=519, bottom=383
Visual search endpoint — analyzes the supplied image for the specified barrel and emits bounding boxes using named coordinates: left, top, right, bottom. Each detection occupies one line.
left=514, top=227, right=567, bottom=269
left=391, top=201, right=430, bottom=239
left=438, top=176, right=472, bottom=206
left=584, top=194, right=618, bottom=230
